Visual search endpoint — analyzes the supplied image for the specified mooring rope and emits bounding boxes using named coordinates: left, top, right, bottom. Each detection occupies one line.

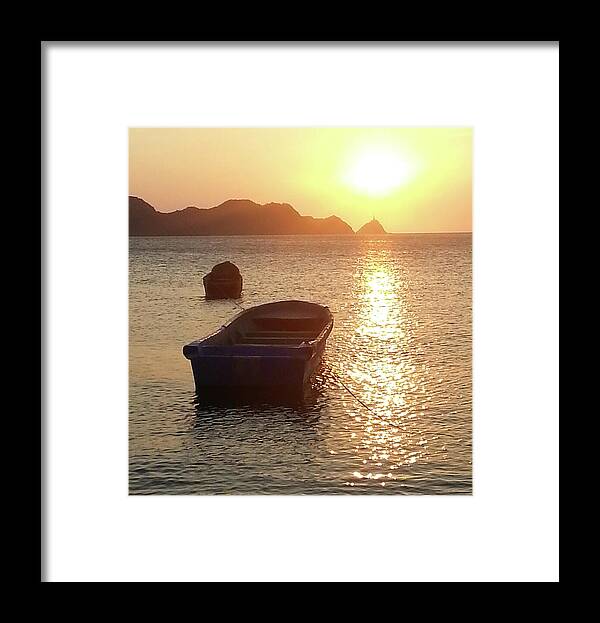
left=229, top=297, right=246, bottom=312
left=205, top=281, right=374, bottom=415
left=329, top=369, right=377, bottom=415
left=206, top=280, right=247, bottom=312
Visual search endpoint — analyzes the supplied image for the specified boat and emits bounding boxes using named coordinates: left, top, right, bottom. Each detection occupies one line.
left=183, top=300, right=333, bottom=396
left=203, top=261, right=243, bottom=299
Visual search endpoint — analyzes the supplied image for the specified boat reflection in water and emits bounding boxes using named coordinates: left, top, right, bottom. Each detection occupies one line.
left=192, top=365, right=329, bottom=434
left=193, top=374, right=326, bottom=410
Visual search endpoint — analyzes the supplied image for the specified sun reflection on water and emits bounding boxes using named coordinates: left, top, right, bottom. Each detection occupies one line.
left=334, top=246, right=438, bottom=487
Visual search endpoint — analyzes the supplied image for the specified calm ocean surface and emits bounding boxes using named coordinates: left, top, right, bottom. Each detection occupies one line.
left=129, top=234, right=472, bottom=495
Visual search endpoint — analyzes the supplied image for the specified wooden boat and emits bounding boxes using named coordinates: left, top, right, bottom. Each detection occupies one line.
left=203, top=261, right=243, bottom=300
left=183, top=300, right=333, bottom=396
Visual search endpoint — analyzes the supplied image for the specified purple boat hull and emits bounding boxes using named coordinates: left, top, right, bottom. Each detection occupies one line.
left=183, top=300, right=333, bottom=397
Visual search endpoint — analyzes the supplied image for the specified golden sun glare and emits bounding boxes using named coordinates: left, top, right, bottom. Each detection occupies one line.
left=342, top=145, right=415, bottom=197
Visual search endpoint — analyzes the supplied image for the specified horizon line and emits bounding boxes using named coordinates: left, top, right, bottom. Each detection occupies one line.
left=129, top=231, right=472, bottom=236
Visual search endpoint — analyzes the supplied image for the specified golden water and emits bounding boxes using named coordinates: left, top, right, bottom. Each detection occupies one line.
left=129, top=234, right=471, bottom=494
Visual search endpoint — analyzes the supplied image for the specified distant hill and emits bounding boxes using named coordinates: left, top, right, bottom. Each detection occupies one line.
left=129, top=197, right=355, bottom=236
left=356, top=218, right=387, bottom=235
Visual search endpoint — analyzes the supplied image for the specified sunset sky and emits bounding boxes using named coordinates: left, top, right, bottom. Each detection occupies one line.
left=129, top=128, right=472, bottom=233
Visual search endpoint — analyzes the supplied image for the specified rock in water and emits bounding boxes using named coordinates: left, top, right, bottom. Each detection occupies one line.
left=203, top=262, right=243, bottom=300
left=210, top=261, right=241, bottom=277
left=356, top=218, right=387, bottom=235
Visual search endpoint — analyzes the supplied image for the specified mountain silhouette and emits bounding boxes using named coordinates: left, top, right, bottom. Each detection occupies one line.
left=356, top=218, right=387, bottom=235
left=129, top=197, right=355, bottom=236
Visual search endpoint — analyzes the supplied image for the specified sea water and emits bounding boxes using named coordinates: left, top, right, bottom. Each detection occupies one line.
left=129, top=234, right=472, bottom=494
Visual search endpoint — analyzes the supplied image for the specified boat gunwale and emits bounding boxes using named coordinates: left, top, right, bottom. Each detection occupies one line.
left=183, top=300, right=332, bottom=359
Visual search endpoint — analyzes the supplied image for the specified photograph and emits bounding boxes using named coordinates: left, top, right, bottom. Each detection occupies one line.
left=44, top=40, right=559, bottom=582
left=129, top=127, right=473, bottom=495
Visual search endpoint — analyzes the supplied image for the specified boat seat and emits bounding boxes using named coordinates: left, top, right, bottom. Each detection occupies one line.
left=253, top=317, right=323, bottom=331
left=246, top=331, right=317, bottom=339
left=238, top=337, right=308, bottom=345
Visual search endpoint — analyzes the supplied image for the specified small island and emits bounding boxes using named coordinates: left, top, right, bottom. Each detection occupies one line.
left=356, top=218, right=387, bottom=235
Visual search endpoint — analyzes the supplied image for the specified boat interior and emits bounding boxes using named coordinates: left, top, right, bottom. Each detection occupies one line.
left=231, top=316, right=326, bottom=346
left=195, top=301, right=333, bottom=348
left=184, top=301, right=333, bottom=352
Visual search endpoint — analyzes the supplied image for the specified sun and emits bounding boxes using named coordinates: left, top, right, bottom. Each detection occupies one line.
left=343, top=145, right=414, bottom=196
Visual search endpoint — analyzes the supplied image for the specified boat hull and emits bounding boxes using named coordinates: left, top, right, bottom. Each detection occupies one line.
left=188, top=339, right=327, bottom=395
left=184, top=300, right=332, bottom=398
left=190, top=352, right=305, bottom=391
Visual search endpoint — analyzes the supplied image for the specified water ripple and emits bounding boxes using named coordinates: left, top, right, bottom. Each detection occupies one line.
left=129, top=234, right=472, bottom=494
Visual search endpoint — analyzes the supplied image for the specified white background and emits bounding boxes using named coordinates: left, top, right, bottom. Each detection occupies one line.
left=44, top=43, right=559, bottom=582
